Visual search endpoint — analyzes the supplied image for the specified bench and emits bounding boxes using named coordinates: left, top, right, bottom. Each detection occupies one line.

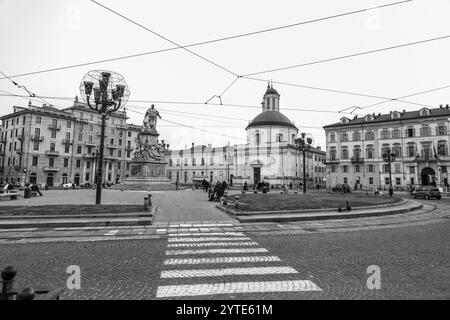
left=0, top=191, right=19, bottom=200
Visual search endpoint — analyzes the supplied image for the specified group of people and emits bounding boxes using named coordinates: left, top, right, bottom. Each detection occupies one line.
left=208, top=180, right=228, bottom=201
left=1, top=182, right=43, bottom=196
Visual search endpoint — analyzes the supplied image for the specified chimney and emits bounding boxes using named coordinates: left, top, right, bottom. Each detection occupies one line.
left=403, top=109, right=406, bottom=114
left=439, top=104, right=443, bottom=108
left=378, top=113, right=381, bottom=116
left=191, top=142, right=194, bottom=148
left=446, top=104, right=449, bottom=109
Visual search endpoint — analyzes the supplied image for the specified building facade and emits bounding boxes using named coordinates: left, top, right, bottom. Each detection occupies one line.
left=0, top=98, right=141, bottom=187
left=323, top=105, right=450, bottom=189
left=165, top=86, right=326, bottom=187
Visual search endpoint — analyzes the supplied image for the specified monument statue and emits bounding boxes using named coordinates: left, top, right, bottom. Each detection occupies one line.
left=144, top=104, right=161, bottom=129
left=122, top=103, right=173, bottom=190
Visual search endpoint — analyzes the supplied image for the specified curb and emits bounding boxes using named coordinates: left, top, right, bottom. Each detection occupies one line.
left=0, top=206, right=157, bottom=230
left=216, top=199, right=423, bottom=223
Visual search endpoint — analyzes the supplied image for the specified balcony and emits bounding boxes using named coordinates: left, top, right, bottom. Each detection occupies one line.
left=115, top=124, right=128, bottom=130
left=15, top=149, right=24, bottom=155
left=16, top=134, right=24, bottom=140
left=85, top=141, right=97, bottom=147
left=107, top=144, right=119, bottom=149
left=31, top=135, right=44, bottom=142
left=48, top=124, right=61, bottom=131
left=62, top=138, right=74, bottom=145
left=78, top=118, right=89, bottom=124
left=324, top=158, right=340, bottom=165
left=45, top=150, right=60, bottom=156
left=416, top=155, right=439, bottom=163
left=44, top=166, right=60, bottom=172
left=0, top=137, right=6, bottom=144
left=125, top=146, right=134, bottom=151
left=351, top=156, right=364, bottom=164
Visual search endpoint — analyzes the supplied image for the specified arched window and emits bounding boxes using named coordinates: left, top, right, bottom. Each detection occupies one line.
left=74, top=173, right=80, bottom=186
left=62, top=173, right=68, bottom=184
left=30, top=172, right=37, bottom=184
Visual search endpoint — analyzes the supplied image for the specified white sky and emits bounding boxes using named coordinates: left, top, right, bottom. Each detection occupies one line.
left=1, top=0, right=449, bottom=149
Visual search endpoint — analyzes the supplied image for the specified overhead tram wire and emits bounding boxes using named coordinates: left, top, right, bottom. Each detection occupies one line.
left=359, top=84, right=450, bottom=110
left=0, top=69, right=53, bottom=107
left=0, top=92, right=358, bottom=115
left=0, top=0, right=411, bottom=81
left=90, top=0, right=238, bottom=77
left=241, top=35, right=450, bottom=77
left=126, top=108, right=247, bottom=142
left=243, top=77, right=435, bottom=109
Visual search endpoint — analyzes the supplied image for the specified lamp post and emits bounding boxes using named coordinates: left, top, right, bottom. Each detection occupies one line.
left=80, top=70, right=129, bottom=204
left=383, top=148, right=396, bottom=196
left=295, top=133, right=313, bottom=194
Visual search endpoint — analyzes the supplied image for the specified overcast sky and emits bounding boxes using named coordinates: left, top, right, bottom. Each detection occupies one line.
left=1, top=0, right=449, bottom=149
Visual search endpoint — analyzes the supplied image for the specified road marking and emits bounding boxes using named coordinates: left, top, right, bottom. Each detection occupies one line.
left=103, top=230, right=119, bottom=236
left=167, top=241, right=258, bottom=248
left=168, top=237, right=250, bottom=242
left=156, top=280, right=321, bottom=298
left=161, top=266, right=297, bottom=278
left=168, top=232, right=244, bottom=237
left=166, top=248, right=269, bottom=255
left=164, top=256, right=281, bottom=265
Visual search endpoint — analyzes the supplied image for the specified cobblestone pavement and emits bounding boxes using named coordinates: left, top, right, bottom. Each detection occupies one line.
left=1, top=219, right=448, bottom=299
left=0, top=198, right=449, bottom=299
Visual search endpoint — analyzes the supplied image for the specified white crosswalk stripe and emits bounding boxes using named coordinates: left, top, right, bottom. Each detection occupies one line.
left=167, top=241, right=258, bottom=248
left=156, top=280, right=321, bottom=298
left=161, top=266, right=298, bottom=278
left=168, top=237, right=250, bottom=242
left=156, top=230, right=321, bottom=298
left=166, top=248, right=269, bottom=255
left=164, top=256, right=281, bottom=265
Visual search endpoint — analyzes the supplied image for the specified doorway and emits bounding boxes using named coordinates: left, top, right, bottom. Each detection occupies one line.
left=253, top=167, right=261, bottom=185
left=421, top=167, right=436, bottom=186
left=46, top=173, right=54, bottom=187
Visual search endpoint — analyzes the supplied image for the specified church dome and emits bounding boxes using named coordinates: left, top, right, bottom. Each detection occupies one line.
left=246, top=110, right=297, bottom=129
left=265, top=86, right=279, bottom=95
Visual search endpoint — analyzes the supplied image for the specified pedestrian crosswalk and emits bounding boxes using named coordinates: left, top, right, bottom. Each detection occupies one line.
left=156, top=229, right=321, bottom=298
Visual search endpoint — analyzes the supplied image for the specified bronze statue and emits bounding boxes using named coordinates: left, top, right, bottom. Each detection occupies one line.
left=144, top=104, right=161, bottom=129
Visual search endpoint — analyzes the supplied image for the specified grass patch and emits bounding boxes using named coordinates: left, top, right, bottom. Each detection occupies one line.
left=229, top=192, right=402, bottom=212
left=0, top=205, right=146, bottom=216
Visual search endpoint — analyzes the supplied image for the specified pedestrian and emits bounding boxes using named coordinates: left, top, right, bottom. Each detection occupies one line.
left=389, top=186, right=394, bottom=197
left=316, top=184, right=320, bottom=192
left=374, top=186, right=379, bottom=196
left=243, top=181, right=248, bottom=191
left=31, top=183, right=43, bottom=196
left=175, top=180, right=179, bottom=190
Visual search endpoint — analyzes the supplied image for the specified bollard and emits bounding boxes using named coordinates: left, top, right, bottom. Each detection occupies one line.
left=1, top=265, right=17, bottom=300
left=17, top=287, right=36, bottom=300
left=148, top=194, right=152, bottom=208
left=144, top=196, right=149, bottom=211
left=234, top=196, right=240, bottom=210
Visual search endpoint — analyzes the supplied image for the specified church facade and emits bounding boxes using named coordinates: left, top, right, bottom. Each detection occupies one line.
left=165, top=85, right=326, bottom=187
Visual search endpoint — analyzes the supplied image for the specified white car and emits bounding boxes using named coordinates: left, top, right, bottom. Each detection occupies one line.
left=62, top=183, right=73, bottom=189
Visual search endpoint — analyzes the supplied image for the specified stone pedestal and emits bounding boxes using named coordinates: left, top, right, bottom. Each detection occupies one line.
left=121, top=126, right=174, bottom=190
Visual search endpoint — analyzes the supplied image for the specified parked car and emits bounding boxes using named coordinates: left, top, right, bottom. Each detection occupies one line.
left=62, top=183, right=74, bottom=190
left=412, top=187, right=441, bottom=200
left=332, top=184, right=351, bottom=193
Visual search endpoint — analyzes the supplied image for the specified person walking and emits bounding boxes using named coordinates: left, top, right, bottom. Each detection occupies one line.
left=175, top=180, right=179, bottom=191
left=316, top=184, right=320, bottom=192
left=31, top=183, right=43, bottom=196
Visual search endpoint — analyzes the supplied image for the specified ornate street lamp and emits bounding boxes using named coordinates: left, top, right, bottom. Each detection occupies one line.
left=383, top=148, right=396, bottom=196
left=80, top=70, right=130, bottom=204
left=295, top=133, right=313, bottom=194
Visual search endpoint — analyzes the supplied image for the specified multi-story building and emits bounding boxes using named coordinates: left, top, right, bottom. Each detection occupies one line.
left=0, top=98, right=141, bottom=187
left=323, top=105, right=450, bottom=189
left=166, top=85, right=326, bottom=187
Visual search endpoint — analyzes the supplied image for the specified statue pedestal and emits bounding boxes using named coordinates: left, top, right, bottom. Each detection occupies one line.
left=122, top=159, right=174, bottom=191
